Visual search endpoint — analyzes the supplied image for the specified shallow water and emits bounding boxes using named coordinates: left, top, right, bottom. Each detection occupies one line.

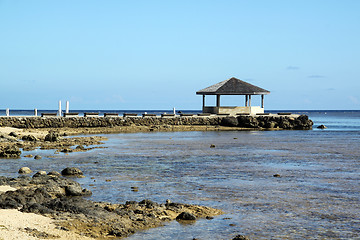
left=1, top=111, right=360, bottom=239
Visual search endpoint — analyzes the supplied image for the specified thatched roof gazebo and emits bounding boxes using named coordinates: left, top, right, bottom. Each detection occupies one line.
left=196, top=77, right=270, bottom=115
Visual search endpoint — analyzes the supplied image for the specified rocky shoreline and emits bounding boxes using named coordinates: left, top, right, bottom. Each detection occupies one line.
left=0, top=171, right=224, bottom=239
left=0, top=115, right=313, bottom=239
left=0, top=126, right=250, bottom=239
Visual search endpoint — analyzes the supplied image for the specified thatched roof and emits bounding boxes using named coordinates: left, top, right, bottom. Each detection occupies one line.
left=196, top=77, right=270, bottom=95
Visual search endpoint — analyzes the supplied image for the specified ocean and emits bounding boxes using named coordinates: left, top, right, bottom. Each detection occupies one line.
left=0, top=110, right=359, bottom=239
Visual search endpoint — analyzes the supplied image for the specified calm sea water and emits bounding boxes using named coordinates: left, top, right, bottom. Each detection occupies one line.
left=1, top=110, right=359, bottom=239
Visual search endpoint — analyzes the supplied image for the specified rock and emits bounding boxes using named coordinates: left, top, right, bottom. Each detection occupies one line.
left=65, top=184, right=85, bottom=196
left=139, top=199, right=158, bottom=208
left=317, top=125, right=327, bottom=129
left=221, top=117, right=239, bottom=127
left=47, top=171, right=61, bottom=176
left=24, top=154, right=33, bottom=158
left=44, top=131, right=60, bottom=142
left=210, top=144, right=216, bottom=148
left=34, top=155, right=42, bottom=160
left=9, top=132, right=18, bottom=137
left=273, top=174, right=281, bottom=178
left=75, top=145, right=86, bottom=150
left=61, top=167, right=84, bottom=177
left=22, top=135, right=38, bottom=141
left=233, top=234, right=250, bottom=240
left=61, top=148, right=73, bottom=153
left=33, top=171, right=47, bottom=177
left=266, top=121, right=276, bottom=128
left=18, top=167, right=32, bottom=174
left=176, top=212, right=196, bottom=221
left=19, top=167, right=32, bottom=174
left=0, top=145, right=22, bottom=158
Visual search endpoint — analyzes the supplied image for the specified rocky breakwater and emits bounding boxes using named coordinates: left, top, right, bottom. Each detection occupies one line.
left=0, top=115, right=313, bottom=130
left=221, top=115, right=313, bottom=130
left=0, top=169, right=223, bottom=239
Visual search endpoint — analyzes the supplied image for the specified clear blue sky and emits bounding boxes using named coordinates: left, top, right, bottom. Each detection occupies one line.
left=1, top=0, right=359, bottom=110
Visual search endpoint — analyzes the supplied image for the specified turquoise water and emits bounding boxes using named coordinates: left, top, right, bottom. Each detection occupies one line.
left=1, top=111, right=359, bottom=239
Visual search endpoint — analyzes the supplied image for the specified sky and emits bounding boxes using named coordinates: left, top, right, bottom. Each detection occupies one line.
left=0, top=0, right=359, bottom=110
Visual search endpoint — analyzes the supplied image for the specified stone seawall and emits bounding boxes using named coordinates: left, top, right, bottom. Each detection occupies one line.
left=0, top=115, right=313, bottom=130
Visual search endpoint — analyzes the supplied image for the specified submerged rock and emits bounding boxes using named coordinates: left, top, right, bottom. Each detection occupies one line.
left=233, top=234, right=250, bottom=240
left=317, top=125, right=327, bottom=129
left=61, top=167, right=84, bottom=177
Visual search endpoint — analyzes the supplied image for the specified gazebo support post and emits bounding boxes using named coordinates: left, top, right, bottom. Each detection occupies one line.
left=245, top=95, right=248, bottom=107
left=216, top=95, right=220, bottom=107
left=249, top=95, right=252, bottom=106
left=261, top=95, right=264, bottom=108
left=202, top=95, right=205, bottom=109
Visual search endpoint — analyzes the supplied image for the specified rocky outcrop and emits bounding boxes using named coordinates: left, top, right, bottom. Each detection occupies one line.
left=0, top=145, right=21, bottom=158
left=0, top=175, right=222, bottom=239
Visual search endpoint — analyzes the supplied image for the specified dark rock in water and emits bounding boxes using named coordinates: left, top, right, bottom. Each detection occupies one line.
left=9, top=132, right=18, bottom=137
left=61, top=167, right=84, bottom=177
left=273, top=174, right=281, bottom=178
left=44, top=131, right=60, bottom=142
left=210, top=144, right=216, bottom=148
left=22, top=135, right=38, bottom=141
left=176, top=212, right=196, bottom=221
left=221, top=117, right=239, bottom=127
left=317, top=125, right=327, bottom=129
left=0, top=145, right=21, bottom=158
left=233, top=234, right=250, bottom=240
left=34, top=155, right=42, bottom=160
